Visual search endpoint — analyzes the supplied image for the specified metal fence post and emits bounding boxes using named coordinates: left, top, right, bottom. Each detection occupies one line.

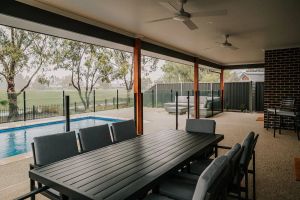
left=155, top=84, right=158, bottom=108
left=171, top=89, right=173, bottom=102
left=105, top=99, right=107, bottom=107
left=187, top=91, right=190, bottom=119
left=211, top=85, right=214, bottom=116
left=152, top=89, right=154, bottom=108
left=117, top=89, right=119, bottom=109
left=23, top=91, right=26, bottom=121
left=93, top=89, right=96, bottom=112
left=32, top=105, right=35, bottom=120
left=74, top=102, right=77, bottom=113
left=65, top=95, right=70, bottom=132
left=62, top=90, right=65, bottom=116
left=176, top=91, right=178, bottom=130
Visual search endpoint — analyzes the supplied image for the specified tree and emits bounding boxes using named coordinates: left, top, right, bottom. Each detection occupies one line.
left=161, top=62, right=241, bottom=83
left=0, top=26, right=54, bottom=120
left=55, top=40, right=113, bottom=110
left=112, top=50, right=158, bottom=98
left=161, top=61, right=194, bottom=83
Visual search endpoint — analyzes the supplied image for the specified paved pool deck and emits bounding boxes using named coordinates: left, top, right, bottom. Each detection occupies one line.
left=0, top=108, right=299, bottom=199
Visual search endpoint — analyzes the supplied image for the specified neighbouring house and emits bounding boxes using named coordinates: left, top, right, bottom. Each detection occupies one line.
left=240, top=71, right=264, bottom=82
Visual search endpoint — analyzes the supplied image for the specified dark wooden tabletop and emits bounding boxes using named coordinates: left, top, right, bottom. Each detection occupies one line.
left=30, top=129, right=224, bottom=200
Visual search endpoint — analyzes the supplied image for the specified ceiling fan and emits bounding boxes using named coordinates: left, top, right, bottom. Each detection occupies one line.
left=147, top=0, right=228, bottom=30
left=202, top=34, right=239, bottom=51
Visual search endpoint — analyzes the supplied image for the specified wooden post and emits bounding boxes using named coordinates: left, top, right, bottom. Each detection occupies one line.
left=194, top=58, right=199, bottom=119
left=220, top=68, right=224, bottom=112
left=134, top=38, right=143, bottom=135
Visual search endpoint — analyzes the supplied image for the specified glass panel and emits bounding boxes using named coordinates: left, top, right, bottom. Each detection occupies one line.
left=142, top=56, right=193, bottom=133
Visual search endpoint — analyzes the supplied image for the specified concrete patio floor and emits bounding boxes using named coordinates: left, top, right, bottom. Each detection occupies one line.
left=0, top=108, right=299, bottom=199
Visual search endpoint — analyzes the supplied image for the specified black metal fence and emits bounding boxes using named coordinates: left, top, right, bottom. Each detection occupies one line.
left=143, top=81, right=264, bottom=112
left=0, top=89, right=133, bottom=124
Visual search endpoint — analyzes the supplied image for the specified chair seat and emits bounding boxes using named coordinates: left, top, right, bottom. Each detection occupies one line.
left=190, top=159, right=213, bottom=176
left=159, top=175, right=196, bottom=200
left=144, top=194, right=174, bottom=200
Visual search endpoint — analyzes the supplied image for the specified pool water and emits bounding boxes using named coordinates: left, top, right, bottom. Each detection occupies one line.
left=0, top=116, right=122, bottom=159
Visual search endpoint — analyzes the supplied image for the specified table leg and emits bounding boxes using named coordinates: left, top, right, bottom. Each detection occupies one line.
left=273, top=113, right=276, bottom=138
left=279, top=115, right=282, bottom=135
left=267, top=111, right=269, bottom=130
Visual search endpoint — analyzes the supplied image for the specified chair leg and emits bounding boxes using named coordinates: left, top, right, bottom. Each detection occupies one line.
left=30, top=179, right=35, bottom=200
left=279, top=116, right=282, bottom=135
left=245, top=170, right=249, bottom=200
left=253, top=151, right=256, bottom=200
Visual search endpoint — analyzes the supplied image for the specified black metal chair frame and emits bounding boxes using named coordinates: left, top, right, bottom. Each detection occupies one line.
left=266, top=98, right=297, bottom=138
left=15, top=143, right=67, bottom=200
left=228, top=134, right=259, bottom=200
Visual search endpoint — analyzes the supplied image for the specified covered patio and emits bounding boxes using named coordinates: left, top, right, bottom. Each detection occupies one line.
left=1, top=0, right=300, bottom=200
left=0, top=111, right=299, bottom=199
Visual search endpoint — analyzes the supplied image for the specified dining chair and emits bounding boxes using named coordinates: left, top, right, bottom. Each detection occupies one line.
left=144, top=155, right=230, bottom=200
left=186, top=119, right=217, bottom=160
left=111, top=119, right=137, bottom=142
left=78, top=124, right=113, bottom=152
left=159, top=144, right=241, bottom=200
left=29, top=131, right=79, bottom=200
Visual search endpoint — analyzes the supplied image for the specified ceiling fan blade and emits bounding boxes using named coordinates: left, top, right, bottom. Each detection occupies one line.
left=183, top=20, right=198, bottom=30
left=191, top=9, right=228, bottom=18
left=146, top=17, right=174, bottom=23
left=159, top=1, right=179, bottom=13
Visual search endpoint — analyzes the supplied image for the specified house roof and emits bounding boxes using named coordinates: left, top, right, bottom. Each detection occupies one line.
left=241, top=72, right=264, bottom=82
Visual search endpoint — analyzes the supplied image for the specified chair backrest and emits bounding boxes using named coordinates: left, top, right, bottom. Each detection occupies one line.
left=192, top=155, right=229, bottom=200
left=111, top=120, right=137, bottom=142
left=225, top=143, right=243, bottom=182
left=186, top=119, right=216, bottom=134
left=78, top=124, right=113, bottom=152
left=240, top=132, right=255, bottom=169
left=280, top=98, right=295, bottom=111
left=204, top=165, right=231, bottom=200
left=32, top=131, right=78, bottom=166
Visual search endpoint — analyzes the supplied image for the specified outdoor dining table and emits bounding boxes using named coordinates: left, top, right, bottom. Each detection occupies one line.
left=29, top=129, right=224, bottom=200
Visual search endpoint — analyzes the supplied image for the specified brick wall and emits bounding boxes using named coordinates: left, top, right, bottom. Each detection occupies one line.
left=264, top=47, right=300, bottom=129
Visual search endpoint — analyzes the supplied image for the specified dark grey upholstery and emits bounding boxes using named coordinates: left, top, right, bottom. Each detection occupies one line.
left=186, top=119, right=216, bottom=160
left=225, top=143, right=242, bottom=160
left=157, top=156, right=228, bottom=200
left=240, top=132, right=255, bottom=168
left=159, top=176, right=196, bottom=200
left=185, top=119, right=216, bottom=134
left=111, top=120, right=137, bottom=142
left=33, top=131, right=78, bottom=166
left=190, top=159, right=213, bottom=176
left=79, top=124, right=113, bottom=152
left=192, top=155, right=229, bottom=200
left=190, top=143, right=242, bottom=176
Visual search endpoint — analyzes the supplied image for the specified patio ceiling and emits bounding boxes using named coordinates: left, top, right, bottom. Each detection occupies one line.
left=16, top=0, right=300, bottom=66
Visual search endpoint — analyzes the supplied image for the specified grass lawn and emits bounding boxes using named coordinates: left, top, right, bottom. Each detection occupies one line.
left=0, top=88, right=131, bottom=108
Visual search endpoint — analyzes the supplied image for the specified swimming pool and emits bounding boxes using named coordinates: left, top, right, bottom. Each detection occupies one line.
left=0, top=116, right=122, bottom=159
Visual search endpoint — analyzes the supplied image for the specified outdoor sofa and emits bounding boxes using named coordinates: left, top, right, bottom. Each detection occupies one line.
left=164, top=96, right=222, bottom=117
